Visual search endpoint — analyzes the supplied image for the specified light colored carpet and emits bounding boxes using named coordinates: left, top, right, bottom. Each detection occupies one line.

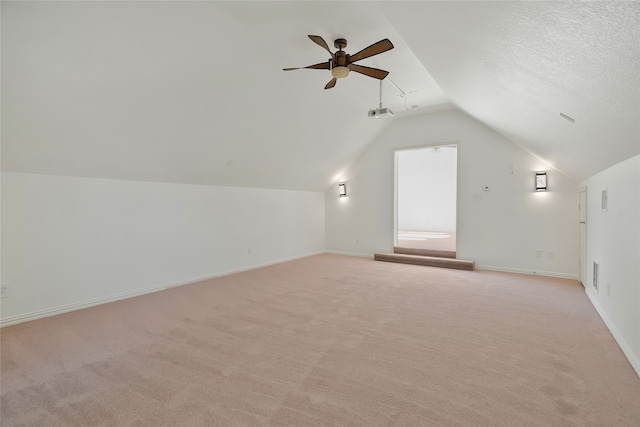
left=1, top=254, right=638, bottom=426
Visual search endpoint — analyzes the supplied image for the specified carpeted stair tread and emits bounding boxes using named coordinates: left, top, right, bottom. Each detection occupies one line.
left=374, top=252, right=475, bottom=270
left=393, top=246, right=456, bottom=258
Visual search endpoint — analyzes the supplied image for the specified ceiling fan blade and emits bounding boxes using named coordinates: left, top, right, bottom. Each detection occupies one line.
left=283, top=61, right=330, bottom=71
left=324, top=78, right=337, bottom=90
left=349, top=39, right=394, bottom=63
left=308, top=35, right=333, bottom=56
left=348, top=64, right=389, bottom=80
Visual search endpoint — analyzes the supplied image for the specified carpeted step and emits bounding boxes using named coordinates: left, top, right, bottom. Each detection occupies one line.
left=374, top=253, right=475, bottom=271
left=394, top=246, right=456, bottom=259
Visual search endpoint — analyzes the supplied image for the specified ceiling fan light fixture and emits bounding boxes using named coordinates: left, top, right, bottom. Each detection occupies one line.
left=283, top=36, right=394, bottom=90
left=331, top=66, right=350, bottom=79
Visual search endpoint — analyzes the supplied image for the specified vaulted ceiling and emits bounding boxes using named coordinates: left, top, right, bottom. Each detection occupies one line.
left=2, top=2, right=639, bottom=191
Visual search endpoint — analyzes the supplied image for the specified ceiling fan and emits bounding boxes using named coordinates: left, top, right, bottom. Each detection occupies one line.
left=284, top=35, right=394, bottom=90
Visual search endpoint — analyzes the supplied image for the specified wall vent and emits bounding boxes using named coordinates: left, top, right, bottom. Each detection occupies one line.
left=593, top=261, right=599, bottom=291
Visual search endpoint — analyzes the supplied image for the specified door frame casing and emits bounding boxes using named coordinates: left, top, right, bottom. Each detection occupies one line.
left=578, top=186, right=588, bottom=286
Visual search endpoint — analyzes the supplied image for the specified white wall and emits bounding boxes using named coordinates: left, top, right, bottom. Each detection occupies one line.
left=581, top=155, right=640, bottom=376
left=1, top=172, right=324, bottom=325
left=325, top=109, right=579, bottom=278
left=397, top=145, right=457, bottom=232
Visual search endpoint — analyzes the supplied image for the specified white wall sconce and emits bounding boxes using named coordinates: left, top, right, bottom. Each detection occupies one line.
left=535, top=172, right=547, bottom=191
left=338, top=183, right=347, bottom=197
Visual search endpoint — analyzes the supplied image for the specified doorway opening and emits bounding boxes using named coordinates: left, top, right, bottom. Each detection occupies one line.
left=394, top=144, right=458, bottom=253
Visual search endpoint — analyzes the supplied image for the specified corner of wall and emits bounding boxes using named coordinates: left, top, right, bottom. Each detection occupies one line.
left=580, top=155, right=640, bottom=377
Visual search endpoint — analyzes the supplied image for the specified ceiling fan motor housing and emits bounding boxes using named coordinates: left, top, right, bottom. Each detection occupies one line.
left=283, top=35, right=394, bottom=89
left=332, top=50, right=351, bottom=78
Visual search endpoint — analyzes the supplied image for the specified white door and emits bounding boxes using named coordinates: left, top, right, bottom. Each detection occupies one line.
left=578, top=189, right=587, bottom=286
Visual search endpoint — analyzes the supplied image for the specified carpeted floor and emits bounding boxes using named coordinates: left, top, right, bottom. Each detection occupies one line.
left=1, top=254, right=638, bottom=426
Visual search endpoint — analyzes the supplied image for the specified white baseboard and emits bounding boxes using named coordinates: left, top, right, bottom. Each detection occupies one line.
left=584, top=288, right=640, bottom=378
left=476, top=264, right=578, bottom=280
left=324, top=254, right=577, bottom=279
left=324, top=250, right=374, bottom=259
left=0, top=251, right=324, bottom=328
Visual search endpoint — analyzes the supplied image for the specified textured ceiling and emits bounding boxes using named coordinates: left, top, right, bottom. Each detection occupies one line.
left=2, top=1, right=639, bottom=190
left=380, top=1, right=640, bottom=181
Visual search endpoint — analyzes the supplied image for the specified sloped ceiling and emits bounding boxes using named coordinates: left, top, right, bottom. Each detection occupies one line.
left=381, top=1, right=640, bottom=181
left=2, top=2, right=638, bottom=191
left=1, top=1, right=449, bottom=192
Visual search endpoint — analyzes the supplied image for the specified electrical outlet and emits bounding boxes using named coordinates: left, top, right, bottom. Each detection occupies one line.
left=547, top=250, right=555, bottom=259
left=248, top=248, right=252, bottom=255
left=607, top=284, right=611, bottom=297
left=536, top=249, right=543, bottom=258
left=0, top=285, right=8, bottom=299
